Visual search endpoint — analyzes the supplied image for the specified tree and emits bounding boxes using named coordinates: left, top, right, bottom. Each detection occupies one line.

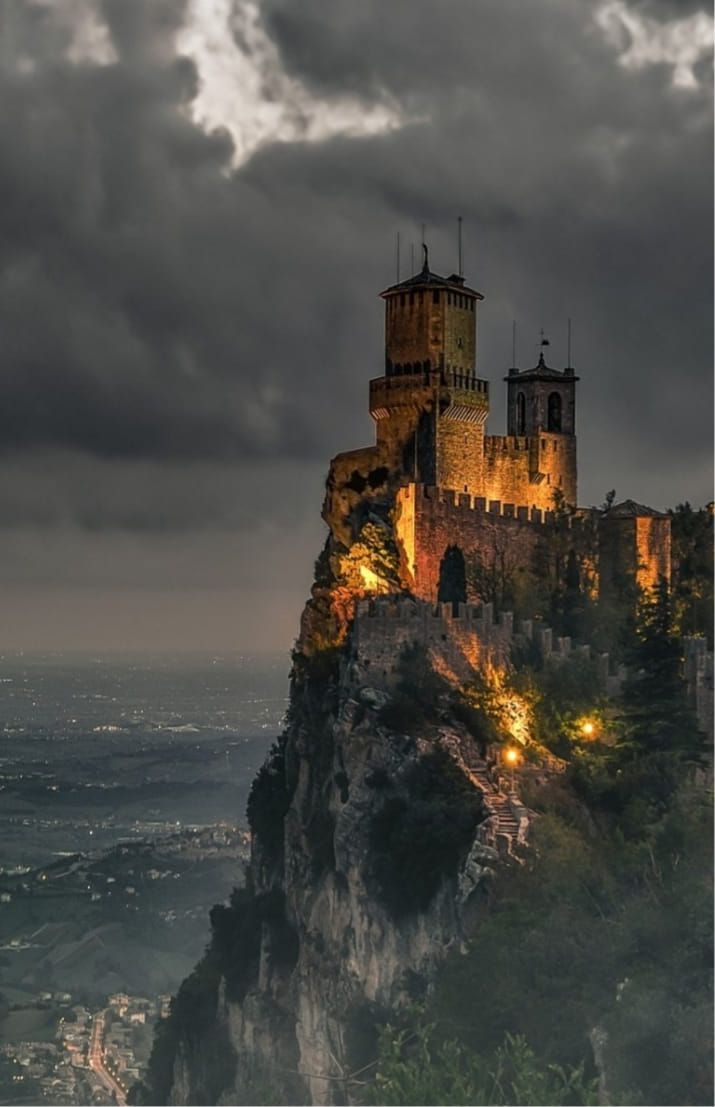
left=367, top=1022, right=598, bottom=1106
left=618, top=579, right=703, bottom=761
left=669, top=502, right=714, bottom=642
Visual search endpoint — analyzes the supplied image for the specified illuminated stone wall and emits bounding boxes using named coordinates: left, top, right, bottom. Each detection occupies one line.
left=351, top=596, right=594, bottom=689
left=436, top=413, right=487, bottom=494
left=483, top=432, right=577, bottom=512
left=635, top=515, right=671, bottom=590
left=395, top=484, right=547, bottom=602
left=598, top=506, right=672, bottom=603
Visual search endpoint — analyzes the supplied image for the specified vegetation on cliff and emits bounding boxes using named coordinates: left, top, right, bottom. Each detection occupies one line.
left=366, top=585, right=712, bottom=1106
left=368, top=746, right=484, bottom=917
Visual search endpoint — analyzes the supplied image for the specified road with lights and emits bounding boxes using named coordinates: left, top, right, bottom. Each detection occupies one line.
left=88, top=1011, right=128, bottom=1106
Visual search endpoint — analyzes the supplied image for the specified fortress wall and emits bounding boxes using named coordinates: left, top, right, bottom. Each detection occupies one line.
left=483, top=433, right=577, bottom=512
left=351, top=599, right=514, bottom=686
left=483, top=435, right=532, bottom=507
left=350, top=597, right=599, bottom=690
left=396, top=485, right=547, bottom=602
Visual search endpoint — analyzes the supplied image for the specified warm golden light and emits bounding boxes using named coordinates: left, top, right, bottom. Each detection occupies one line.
left=358, top=564, right=383, bottom=591
left=505, top=747, right=519, bottom=765
left=581, top=721, right=595, bottom=737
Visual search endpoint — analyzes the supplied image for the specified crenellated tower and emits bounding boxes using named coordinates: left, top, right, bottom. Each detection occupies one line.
left=493, top=349, right=579, bottom=508
left=370, top=247, right=490, bottom=494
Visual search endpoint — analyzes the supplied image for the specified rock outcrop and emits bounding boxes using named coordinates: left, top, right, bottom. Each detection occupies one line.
left=142, top=468, right=525, bottom=1107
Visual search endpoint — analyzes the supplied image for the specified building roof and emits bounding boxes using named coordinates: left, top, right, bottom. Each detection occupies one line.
left=505, top=350, right=578, bottom=382
left=380, top=245, right=483, bottom=299
left=607, top=499, right=668, bottom=518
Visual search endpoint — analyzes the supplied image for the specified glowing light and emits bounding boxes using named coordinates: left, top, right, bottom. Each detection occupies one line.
left=504, top=748, right=519, bottom=765
left=581, top=721, right=595, bottom=737
left=359, top=565, right=382, bottom=591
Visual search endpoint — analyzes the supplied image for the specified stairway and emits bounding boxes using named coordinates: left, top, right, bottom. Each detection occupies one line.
left=461, top=750, right=524, bottom=847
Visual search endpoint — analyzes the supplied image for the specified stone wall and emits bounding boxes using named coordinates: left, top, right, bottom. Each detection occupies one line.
left=599, top=512, right=672, bottom=601
left=483, top=432, right=577, bottom=511
left=350, top=596, right=598, bottom=690
left=395, top=483, right=557, bottom=602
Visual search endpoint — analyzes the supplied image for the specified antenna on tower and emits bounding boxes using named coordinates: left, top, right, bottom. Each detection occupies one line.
left=512, top=320, right=517, bottom=368
left=396, top=231, right=401, bottom=283
left=567, top=317, right=572, bottom=367
left=421, top=222, right=426, bottom=246
left=457, top=216, right=463, bottom=277
left=410, top=242, right=415, bottom=274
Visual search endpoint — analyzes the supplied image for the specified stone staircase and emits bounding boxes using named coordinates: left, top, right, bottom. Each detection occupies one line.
left=461, top=750, right=526, bottom=851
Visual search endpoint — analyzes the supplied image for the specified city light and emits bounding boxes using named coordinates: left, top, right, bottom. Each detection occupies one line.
left=581, top=721, right=595, bottom=737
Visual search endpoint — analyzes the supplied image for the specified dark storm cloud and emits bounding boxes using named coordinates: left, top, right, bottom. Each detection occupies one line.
left=0, top=0, right=710, bottom=648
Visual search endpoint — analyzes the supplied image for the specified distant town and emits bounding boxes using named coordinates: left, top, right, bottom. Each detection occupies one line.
left=0, top=823, right=251, bottom=1105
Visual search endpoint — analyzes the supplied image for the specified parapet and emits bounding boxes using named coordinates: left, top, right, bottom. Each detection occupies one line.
left=406, top=484, right=584, bottom=530
left=351, top=596, right=598, bottom=693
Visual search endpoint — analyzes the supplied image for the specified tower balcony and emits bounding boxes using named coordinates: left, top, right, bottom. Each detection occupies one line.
left=369, top=372, right=435, bottom=420
left=369, top=369, right=489, bottom=420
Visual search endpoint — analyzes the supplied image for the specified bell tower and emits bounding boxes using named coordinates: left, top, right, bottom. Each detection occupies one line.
left=505, top=346, right=579, bottom=507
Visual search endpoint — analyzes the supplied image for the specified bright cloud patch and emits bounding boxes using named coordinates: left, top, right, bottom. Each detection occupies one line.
left=596, top=0, right=713, bottom=89
left=27, top=0, right=116, bottom=67
left=177, top=0, right=410, bottom=167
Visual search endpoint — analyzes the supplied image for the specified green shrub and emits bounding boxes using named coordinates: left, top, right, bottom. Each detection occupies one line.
left=366, top=1023, right=598, bottom=1106
left=246, top=740, right=291, bottom=866
left=368, top=748, right=484, bottom=917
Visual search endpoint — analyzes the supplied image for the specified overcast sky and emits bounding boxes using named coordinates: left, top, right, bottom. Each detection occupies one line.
left=0, top=0, right=711, bottom=653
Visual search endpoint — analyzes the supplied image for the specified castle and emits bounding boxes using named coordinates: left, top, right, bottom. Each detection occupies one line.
left=325, top=248, right=670, bottom=605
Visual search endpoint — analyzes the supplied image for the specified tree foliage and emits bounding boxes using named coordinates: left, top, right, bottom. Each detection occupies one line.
left=368, top=1022, right=598, bottom=1106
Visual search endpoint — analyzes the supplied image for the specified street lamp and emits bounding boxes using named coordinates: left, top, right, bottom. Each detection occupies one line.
left=504, top=747, right=519, bottom=793
left=581, top=720, right=595, bottom=738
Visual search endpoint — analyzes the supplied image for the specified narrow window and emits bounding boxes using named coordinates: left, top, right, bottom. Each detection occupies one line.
left=433, top=290, right=439, bottom=304
left=409, top=292, right=414, bottom=306
left=547, top=391, right=562, bottom=432
left=516, top=392, right=526, bottom=435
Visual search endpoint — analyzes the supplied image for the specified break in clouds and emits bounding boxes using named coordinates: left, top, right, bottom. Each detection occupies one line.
left=0, top=0, right=711, bottom=650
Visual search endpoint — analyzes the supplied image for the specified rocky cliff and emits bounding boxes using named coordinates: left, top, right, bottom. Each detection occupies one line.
left=140, top=469, right=523, bottom=1107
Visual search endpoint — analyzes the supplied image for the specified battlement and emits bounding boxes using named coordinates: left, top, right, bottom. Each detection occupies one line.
left=413, top=483, right=554, bottom=525
left=351, top=596, right=601, bottom=690
left=484, top=434, right=531, bottom=453
left=406, top=484, right=590, bottom=530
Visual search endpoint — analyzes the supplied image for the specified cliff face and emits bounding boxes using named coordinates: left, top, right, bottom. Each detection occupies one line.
left=149, top=471, right=509, bottom=1107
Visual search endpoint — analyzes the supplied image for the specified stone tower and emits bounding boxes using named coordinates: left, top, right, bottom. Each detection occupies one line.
left=504, top=349, right=578, bottom=507
left=370, top=247, right=489, bottom=494
left=599, top=499, right=672, bottom=603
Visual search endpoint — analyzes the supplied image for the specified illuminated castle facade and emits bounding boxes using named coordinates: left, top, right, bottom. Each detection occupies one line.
left=325, top=251, right=669, bottom=606
left=367, top=249, right=577, bottom=511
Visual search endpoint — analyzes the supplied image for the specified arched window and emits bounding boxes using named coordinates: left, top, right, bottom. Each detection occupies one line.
left=516, top=392, right=526, bottom=435
left=548, top=392, right=562, bottom=432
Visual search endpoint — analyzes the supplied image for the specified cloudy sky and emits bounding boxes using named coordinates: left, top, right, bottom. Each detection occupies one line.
left=0, top=0, right=711, bottom=653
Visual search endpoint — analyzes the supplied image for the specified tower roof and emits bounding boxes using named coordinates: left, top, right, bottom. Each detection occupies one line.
left=381, top=245, right=483, bottom=300
left=606, top=499, right=667, bottom=518
left=505, top=351, right=579, bottom=382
